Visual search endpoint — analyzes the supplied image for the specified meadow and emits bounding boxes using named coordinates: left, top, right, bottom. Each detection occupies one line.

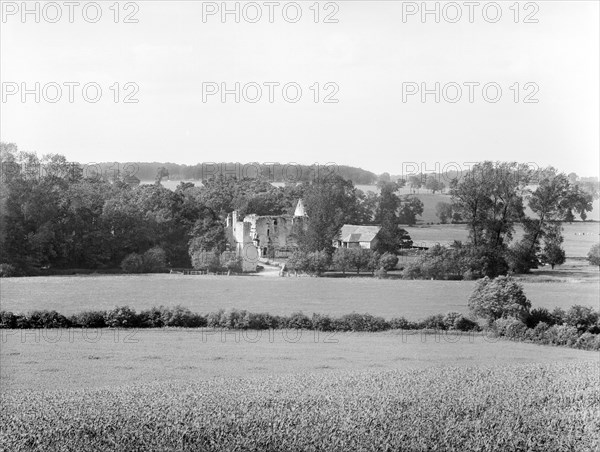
left=2, top=270, right=598, bottom=319
left=406, top=221, right=599, bottom=256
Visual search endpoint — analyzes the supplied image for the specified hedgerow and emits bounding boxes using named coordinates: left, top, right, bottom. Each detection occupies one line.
left=1, top=305, right=598, bottom=350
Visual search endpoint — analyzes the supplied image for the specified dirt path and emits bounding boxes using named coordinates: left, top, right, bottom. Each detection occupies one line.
left=256, top=262, right=283, bottom=277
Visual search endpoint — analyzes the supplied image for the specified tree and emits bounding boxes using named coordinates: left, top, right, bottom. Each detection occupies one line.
left=355, top=190, right=379, bottom=224
left=348, top=248, right=372, bottom=274
left=191, top=250, right=221, bottom=272
left=374, top=182, right=405, bottom=253
left=541, top=225, right=565, bottom=269
left=220, top=251, right=242, bottom=275
left=587, top=243, right=600, bottom=267
left=287, top=250, right=310, bottom=276
left=398, top=196, right=424, bottom=226
left=188, top=212, right=228, bottom=260
left=297, top=175, right=360, bottom=253
left=435, top=202, right=453, bottom=224
left=408, top=175, right=422, bottom=192
left=450, top=161, right=528, bottom=249
left=378, top=172, right=391, bottom=183
left=515, top=170, right=577, bottom=272
left=367, top=252, right=381, bottom=275
left=307, top=250, right=331, bottom=276
left=378, top=252, right=399, bottom=271
left=332, top=247, right=352, bottom=273
left=468, top=276, right=531, bottom=324
left=121, top=253, right=144, bottom=273
left=155, top=167, right=169, bottom=185
left=425, top=176, right=445, bottom=193
left=142, top=246, right=167, bottom=272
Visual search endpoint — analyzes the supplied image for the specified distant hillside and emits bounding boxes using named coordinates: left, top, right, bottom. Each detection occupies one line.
left=93, top=162, right=377, bottom=185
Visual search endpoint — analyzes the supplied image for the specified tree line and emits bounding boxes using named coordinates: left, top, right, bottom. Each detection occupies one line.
left=406, top=162, right=596, bottom=279
left=1, top=144, right=595, bottom=278
left=0, top=143, right=421, bottom=276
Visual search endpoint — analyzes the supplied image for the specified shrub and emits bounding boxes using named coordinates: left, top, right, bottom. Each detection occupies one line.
left=359, top=314, right=388, bottom=332
left=551, top=307, right=566, bottom=325
left=285, top=312, right=312, bottom=329
left=564, top=305, right=599, bottom=333
left=220, top=252, right=242, bottom=274
left=105, top=306, right=139, bottom=328
left=15, top=315, right=31, bottom=329
left=543, top=324, right=580, bottom=347
left=529, top=321, right=550, bottom=342
left=0, top=311, right=17, bottom=328
left=587, top=243, right=600, bottom=267
left=245, top=312, right=278, bottom=330
left=374, top=268, right=387, bottom=279
left=575, top=332, right=600, bottom=350
left=422, top=314, right=447, bottom=330
left=0, top=263, right=17, bottom=277
left=443, top=312, right=462, bottom=329
left=121, top=253, right=145, bottom=273
left=27, top=310, right=71, bottom=328
left=311, top=313, right=334, bottom=331
left=493, top=318, right=528, bottom=339
left=159, top=305, right=206, bottom=328
left=332, top=313, right=388, bottom=332
left=138, top=307, right=164, bottom=328
left=468, top=276, right=531, bottom=324
left=73, top=311, right=106, bottom=328
left=389, top=317, right=420, bottom=330
left=142, top=247, right=167, bottom=273
left=452, top=315, right=480, bottom=332
left=443, top=312, right=479, bottom=331
left=526, top=307, right=557, bottom=328
left=191, top=250, right=221, bottom=272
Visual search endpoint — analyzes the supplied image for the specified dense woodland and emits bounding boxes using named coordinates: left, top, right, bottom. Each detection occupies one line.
left=0, top=142, right=596, bottom=277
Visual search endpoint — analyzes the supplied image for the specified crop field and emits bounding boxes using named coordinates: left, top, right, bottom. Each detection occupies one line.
left=2, top=329, right=599, bottom=450
left=1, top=342, right=598, bottom=451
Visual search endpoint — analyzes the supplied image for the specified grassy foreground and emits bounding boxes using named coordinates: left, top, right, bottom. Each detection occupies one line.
left=1, top=362, right=598, bottom=451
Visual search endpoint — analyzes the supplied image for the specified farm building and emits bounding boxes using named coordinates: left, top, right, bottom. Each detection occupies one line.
left=226, top=199, right=308, bottom=271
left=335, top=225, right=382, bottom=250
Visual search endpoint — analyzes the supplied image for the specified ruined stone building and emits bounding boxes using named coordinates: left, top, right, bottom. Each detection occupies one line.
left=226, top=199, right=307, bottom=272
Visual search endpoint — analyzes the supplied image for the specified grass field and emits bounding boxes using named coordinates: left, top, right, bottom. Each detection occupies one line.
left=2, top=269, right=598, bottom=319
left=1, top=329, right=598, bottom=450
left=405, top=222, right=599, bottom=257
left=1, top=328, right=597, bottom=391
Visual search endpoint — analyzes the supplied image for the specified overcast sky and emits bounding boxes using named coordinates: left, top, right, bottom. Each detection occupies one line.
left=1, top=1, right=598, bottom=177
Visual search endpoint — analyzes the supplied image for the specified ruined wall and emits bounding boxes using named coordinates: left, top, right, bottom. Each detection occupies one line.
left=227, top=216, right=258, bottom=272
left=245, top=215, right=303, bottom=258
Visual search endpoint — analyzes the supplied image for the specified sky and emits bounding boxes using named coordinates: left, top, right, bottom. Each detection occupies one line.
left=1, top=0, right=598, bottom=177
